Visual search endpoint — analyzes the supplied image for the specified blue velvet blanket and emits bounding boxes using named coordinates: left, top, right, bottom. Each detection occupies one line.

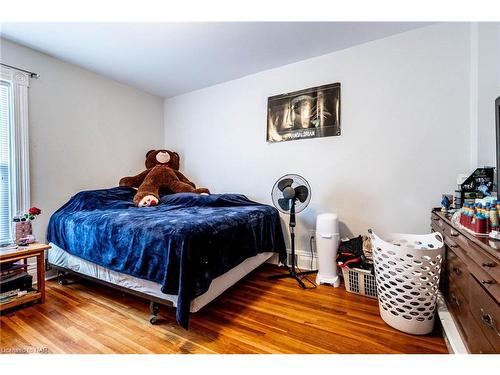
left=47, top=187, right=286, bottom=328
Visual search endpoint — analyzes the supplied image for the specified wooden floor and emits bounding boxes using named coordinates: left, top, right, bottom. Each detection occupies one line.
left=0, top=264, right=448, bottom=354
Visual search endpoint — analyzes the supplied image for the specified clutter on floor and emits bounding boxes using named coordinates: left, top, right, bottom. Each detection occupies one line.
left=336, top=235, right=377, bottom=298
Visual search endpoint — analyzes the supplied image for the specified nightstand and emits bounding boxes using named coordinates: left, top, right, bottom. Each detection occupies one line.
left=0, top=243, right=51, bottom=312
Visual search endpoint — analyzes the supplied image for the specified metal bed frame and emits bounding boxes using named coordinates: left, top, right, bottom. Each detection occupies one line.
left=50, top=263, right=172, bottom=324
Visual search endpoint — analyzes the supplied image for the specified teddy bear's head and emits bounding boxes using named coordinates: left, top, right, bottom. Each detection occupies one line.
left=145, top=149, right=180, bottom=170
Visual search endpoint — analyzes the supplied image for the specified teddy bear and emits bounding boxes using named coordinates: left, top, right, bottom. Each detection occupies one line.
left=119, top=149, right=210, bottom=207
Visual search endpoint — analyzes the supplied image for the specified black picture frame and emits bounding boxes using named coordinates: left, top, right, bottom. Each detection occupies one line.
left=267, top=82, right=341, bottom=143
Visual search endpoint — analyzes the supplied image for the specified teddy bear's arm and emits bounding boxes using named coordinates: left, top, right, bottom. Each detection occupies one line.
left=119, top=169, right=151, bottom=188
left=174, top=170, right=196, bottom=189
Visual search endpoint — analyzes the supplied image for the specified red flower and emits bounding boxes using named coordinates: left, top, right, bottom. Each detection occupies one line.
left=28, top=207, right=41, bottom=215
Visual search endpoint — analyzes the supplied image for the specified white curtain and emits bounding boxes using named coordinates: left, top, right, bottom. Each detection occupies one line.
left=0, top=66, right=30, bottom=245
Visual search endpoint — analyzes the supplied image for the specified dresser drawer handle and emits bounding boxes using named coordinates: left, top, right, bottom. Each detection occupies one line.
left=480, top=309, right=500, bottom=337
left=432, top=217, right=440, bottom=221
left=450, top=230, right=459, bottom=237
left=449, top=243, right=459, bottom=248
left=481, top=279, right=494, bottom=285
left=482, top=262, right=495, bottom=268
left=452, top=266, right=461, bottom=275
left=450, top=293, right=460, bottom=307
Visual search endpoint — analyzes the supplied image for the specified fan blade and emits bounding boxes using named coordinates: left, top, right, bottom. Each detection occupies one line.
left=277, top=178, right=293, bottom=192
left=294, top=185, right=309, bottom=203
left=277, top=198, right=290, bottom=211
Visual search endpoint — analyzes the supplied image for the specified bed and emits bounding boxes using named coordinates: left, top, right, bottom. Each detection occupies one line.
left=47, top=187, right=286, bottom=328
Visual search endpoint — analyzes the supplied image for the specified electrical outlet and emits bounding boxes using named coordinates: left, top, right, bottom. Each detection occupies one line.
left=308, top=229, right=317, bottom=255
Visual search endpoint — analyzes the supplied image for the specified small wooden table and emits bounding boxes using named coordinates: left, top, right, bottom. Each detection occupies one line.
left=0, top=243, right=51, bottom=312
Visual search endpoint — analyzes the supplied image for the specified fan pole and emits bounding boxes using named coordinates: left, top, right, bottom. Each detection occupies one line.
left=268, top=197, right=318, bottom=288
left=289, top=198, right=297, bottom=273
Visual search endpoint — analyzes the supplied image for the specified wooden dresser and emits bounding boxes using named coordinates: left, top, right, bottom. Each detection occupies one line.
left=431, top=209, right=500, bottom=353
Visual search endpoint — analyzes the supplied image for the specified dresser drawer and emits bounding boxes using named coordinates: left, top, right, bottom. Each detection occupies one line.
left=467, top=260, right=500, bottom=302
left=446, top=285, right=475, bottom=351
left=431, top=213, right=444, bottom=227
left=431, top=215, right=453, bottom=238
left=444, top=235, right=468, bottom=263
left=465, top=241, right=500, bottom=282
left=447, top=283, right=468, bottom=326
left=448, top=282, right=496, bottom=353
left=468, top=275, right=500, bottom=352
left=461, top=308, right=497, bottom=353
left=447, top=247, right=469, bottom=301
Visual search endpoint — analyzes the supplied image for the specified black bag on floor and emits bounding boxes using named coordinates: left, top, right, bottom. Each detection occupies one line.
left=336, top=236, right=370, bottom=270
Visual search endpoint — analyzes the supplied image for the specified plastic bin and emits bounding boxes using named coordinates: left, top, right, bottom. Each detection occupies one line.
left=341, top=265, right=377, bottom=299
left=369, top=230, right=444, bottom=335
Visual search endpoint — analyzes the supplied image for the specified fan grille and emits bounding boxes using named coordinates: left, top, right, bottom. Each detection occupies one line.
left=271, top=174, right=311, bottom=214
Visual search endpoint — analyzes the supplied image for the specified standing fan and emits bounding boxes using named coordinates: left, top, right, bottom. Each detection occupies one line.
left=268, top=174, right=318, bottom=288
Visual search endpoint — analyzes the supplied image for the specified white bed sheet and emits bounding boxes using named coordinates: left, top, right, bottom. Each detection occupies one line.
left=48, top=243, right=274, bottom=312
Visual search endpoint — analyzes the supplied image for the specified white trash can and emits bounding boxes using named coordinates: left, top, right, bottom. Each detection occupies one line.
left=315, top=213, right=340, bottom=287
left=369, top=229, right=445, bottom=335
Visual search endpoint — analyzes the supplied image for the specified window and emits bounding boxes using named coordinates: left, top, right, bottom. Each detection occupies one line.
left=0, top=81, right=12, bottom=244
left=0, top=67, right=30, bottom=245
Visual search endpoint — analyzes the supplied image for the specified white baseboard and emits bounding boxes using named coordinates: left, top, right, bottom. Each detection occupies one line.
left=436, top=292, right=468, bottom=354
left=266, top=249, right=317, bottom=270
left=24, top=257, right=57, bottom=284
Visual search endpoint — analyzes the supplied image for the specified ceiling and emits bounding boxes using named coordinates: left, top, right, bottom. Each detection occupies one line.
left=1, top=22, right=434, bottom=98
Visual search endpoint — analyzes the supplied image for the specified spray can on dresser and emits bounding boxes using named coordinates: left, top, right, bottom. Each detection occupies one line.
left=475, top=212, right=487, bottom=234
left=491, top=207, right=499, bottom=229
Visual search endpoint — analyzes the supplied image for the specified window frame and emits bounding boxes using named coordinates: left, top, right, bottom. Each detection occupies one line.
left=1, top=66, right=31, bottom=244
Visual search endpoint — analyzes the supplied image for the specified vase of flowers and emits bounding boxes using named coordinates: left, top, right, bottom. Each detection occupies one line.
left=13, top=207, right=41, bottom=245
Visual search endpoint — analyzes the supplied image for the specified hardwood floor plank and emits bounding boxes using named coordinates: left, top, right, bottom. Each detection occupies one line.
left=0, top=264, right=448, bottom=354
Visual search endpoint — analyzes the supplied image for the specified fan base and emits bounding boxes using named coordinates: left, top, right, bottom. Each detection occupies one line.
left=268, top=268, right=318, bottom=289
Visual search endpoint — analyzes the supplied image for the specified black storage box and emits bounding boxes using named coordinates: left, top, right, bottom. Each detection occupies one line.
left=0, top=272, right=33, bottom=293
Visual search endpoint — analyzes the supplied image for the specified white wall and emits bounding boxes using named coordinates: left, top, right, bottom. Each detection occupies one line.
left=164, top=23, right=474, bottom=253
left=1, top=39, right=164, bottom=242
left=474, top=23, right=500, bottom=168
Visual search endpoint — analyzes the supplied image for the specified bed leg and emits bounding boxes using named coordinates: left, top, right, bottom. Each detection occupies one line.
left=149, top=301, right=160, bottom=324
left=57, top=271, right=68, bottom=285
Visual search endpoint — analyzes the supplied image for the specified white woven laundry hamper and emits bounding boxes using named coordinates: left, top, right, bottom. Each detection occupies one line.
left=369, top=230, right=444, bottom=335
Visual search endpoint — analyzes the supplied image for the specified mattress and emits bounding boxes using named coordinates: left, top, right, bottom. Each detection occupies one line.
left=48, top=243, right=274, bottom=312
left=47, top=187, right=286, bottom=327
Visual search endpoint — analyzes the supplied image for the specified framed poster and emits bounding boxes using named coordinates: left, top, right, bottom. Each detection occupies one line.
left=267, top=82, right=341, bottom=143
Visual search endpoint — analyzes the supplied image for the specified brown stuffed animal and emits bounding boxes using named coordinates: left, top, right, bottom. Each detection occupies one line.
left=119, top=149, right=210, bottom=207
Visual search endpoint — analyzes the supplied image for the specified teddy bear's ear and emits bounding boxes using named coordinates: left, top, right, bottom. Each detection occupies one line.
left=146, top=149, right=157, bottom=158
left=145, top=150, right=159, bottom=169
left=170, top=151, right=180, bottom=170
